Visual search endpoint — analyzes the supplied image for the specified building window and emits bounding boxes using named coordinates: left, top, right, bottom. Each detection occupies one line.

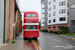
left=42, top=18, right=44, bottom=19
left=42, top=8, right=45, bottom=9
left=53, top=0, right=56, bottom=2
left=53, top=5, right=56, bottom=9
left=49, top=27, right=51, bottom=29
left=53, top=12, right=55, bottom=16
left=59, top=1, right=66, bottom=6
left=53, top=26, right=56, bottom=28
left=49, top=1, right=51, bottom=5
left=59, top=9, right=66, bottom=14
left=53, top=19, right=56, bottom=22
left=49, top=14, right=51, bottom=17
left=42, top=13, right=44, bottom=14
left=49, top=7, right=51, bottom=11
left=49, top=20, right=51, bottom=23
left=42, top=22, right=45, bottom=24
left=59, top=17, right=66, bottom=21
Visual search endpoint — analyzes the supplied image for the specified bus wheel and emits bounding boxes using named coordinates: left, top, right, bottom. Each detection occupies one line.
left=24, top=38, right=28, bottom=40
left=33, top=37, right=37, bottom=40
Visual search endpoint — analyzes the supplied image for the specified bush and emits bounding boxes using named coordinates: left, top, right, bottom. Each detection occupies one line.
left=70, top=32, right=73, bottom=34
left=41, top=30, right=48, bottom=32
left=63, top=27, right=69, bottom=33
left=58, top=26, right=64, bottom=30
left=53, top=31, right=58, bottom=34
left=49, top=30, right=53, bottom=33
left=58, top=26, right=69, bottom=33
left=58, top=30, right=63, bottom=34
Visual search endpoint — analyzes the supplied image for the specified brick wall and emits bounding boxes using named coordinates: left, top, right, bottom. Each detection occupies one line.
left=17, top=16, right=22, bottom=35
left=9, top=0, right=15, bottom=42
left=47, top=24, right=68, bottom=32
left=41, top=26, right=45, bottom=31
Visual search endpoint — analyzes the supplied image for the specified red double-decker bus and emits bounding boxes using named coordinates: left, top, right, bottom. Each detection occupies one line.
left=24, top=11, right=39, bottom=40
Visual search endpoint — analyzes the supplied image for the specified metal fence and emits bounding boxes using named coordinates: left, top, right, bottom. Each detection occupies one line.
left=70, top=25, right=75, bottom=32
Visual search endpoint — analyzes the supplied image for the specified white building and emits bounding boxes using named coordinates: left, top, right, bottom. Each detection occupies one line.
left=41, top=0, right=69, bottom=32
left=47, top=0, right=69, bottom=32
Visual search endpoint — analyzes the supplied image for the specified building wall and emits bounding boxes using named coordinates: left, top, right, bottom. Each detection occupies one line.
left=9, top=0, right=15, bottom=42
left=69, top=0, right=75, bottom=32
left=4, top=0, right=22, bottom=43
left=41, top=26, right=45, bottom=31
left=48, top=0, right=68, bottom=25
left=47, top=0, right=69, bottom=32
left=0, top=0, right=5, bottom=44
left=17, top=15, right=22, bottom=34
left=15, top=10, right=19, bottom=36
left=4, top=0, right=10, bottom=43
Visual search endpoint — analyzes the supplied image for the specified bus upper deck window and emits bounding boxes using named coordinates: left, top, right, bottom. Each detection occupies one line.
left=26, top=14, right=31, bottom=17
left=32, top=14, right=36, bottom=17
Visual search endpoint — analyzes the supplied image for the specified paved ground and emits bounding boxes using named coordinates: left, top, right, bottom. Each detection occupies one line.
left=0, top=31, right=75, bottom=50
left=0, top=32, right=33, bottom=50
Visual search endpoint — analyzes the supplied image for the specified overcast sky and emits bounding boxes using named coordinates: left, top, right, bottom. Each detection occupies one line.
left=19, top=0, right=41, bottom=21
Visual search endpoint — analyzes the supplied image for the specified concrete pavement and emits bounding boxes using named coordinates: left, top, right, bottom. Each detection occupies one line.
left=0, top=32, right=32, bottom=50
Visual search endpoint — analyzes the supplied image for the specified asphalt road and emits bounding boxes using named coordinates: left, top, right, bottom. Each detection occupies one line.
left=38, top=32, right=75, bottom=50
left=17, top=31, right=75, bottom=50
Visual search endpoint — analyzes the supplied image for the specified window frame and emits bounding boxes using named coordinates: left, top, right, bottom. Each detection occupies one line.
left=49, top=7, right=51, bottom=11
left=59, top=1, right=66, bottom=6
left=49, top=14, right=51, bottom=17
left=42, top=22, right=45, bottom=24
left=59, top=9, right=66, bottom=14
left=49, top=1, right=51, bottom=5
left=49, top=20, right=51, bottom=23
left=59, top=17, right=66, bottom=21
left=53, top=5, right=56, bottom=9
left=53, top=19, right=56, bottom=22
left=49, top=27, right=51, bottom=29
left=53, top=12, right=56, bottom=16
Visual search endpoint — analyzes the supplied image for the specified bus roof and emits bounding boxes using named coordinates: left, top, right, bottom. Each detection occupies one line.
left=24, top=11, right=38, bottom=14
left=24, top=11, right=39, bottom=17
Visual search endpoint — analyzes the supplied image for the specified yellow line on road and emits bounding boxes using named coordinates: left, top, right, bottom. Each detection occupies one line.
left=32, top=40, right=38, bottom=50
left=32, top=40, right=41, bottom=50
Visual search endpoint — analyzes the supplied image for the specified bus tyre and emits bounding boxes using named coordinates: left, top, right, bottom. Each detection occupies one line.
left=24, top=38, right=28, bottom=40
left=33, top=37, right=37, bottom=40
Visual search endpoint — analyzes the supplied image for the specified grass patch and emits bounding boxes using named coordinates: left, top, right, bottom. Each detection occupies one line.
left=62, top=33, right=75, bottom=36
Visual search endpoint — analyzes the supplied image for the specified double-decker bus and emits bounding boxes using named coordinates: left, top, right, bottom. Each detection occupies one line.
left=24, top=11, right=39, bottom=40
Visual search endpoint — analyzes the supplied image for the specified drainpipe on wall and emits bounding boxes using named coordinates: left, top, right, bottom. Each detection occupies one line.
left=3, top=0, right=5, bottom=43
